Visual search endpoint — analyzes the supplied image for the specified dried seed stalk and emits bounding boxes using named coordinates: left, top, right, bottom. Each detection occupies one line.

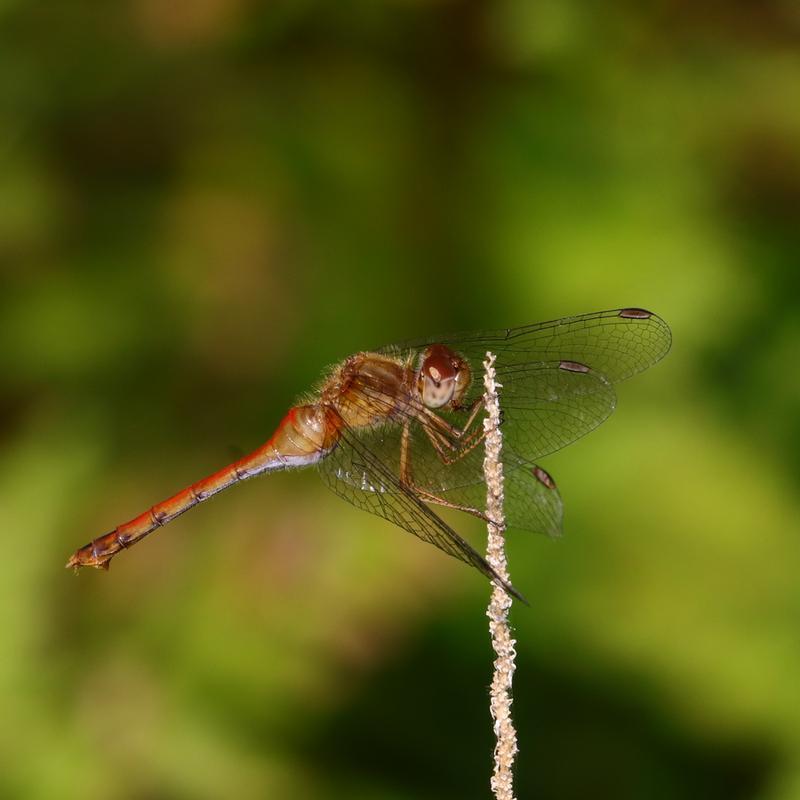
left=483, top=352, right=518, bottom=800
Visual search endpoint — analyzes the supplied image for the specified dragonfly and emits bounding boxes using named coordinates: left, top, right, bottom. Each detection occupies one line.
left=66, top=308, right=671, bottom=601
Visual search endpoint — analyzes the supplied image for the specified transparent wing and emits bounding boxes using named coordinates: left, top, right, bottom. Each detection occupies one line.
left=379, top=308, right=671, bottom=385
left=445, top=360, right=617, bottom=465
left=317, top=415, right=525, bottom=602
left=441, top=464, right=563, bottom=537
left=376, top=308, right=669, bottom=465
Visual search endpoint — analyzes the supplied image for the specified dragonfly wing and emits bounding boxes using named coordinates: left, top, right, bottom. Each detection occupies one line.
left=493, top=362, right=617, bottom=463
left=406, top=359, right=617, bottom=466
left=441, top=463, right=563, bottom=537
left=379, top=308, right=671, bottom=384
left=376, top=307, right=669, bottom=464
left=317, top=415, right=524, bottom=601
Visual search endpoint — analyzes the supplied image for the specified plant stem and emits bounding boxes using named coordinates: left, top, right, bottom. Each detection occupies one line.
left=483, top=351, right=518, bottom=800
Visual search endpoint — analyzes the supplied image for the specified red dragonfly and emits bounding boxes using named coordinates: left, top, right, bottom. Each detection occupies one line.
left=67, top=308, right=671, bottom=600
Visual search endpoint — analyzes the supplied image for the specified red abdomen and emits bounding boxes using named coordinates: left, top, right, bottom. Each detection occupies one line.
left=66, top=404, right=340, bottom=570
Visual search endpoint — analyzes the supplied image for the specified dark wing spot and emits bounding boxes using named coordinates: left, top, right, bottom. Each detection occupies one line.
left=618, top=308, right=653, bottom=319
left=532, top=466, right=557, bottom=490
left=559, top=360, right=590, bottom=373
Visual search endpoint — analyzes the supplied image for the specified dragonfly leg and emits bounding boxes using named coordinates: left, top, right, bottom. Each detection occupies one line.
left=414, top=486, right=495, bottom=524
left=422, top=397, right=494, bottom=456
left=421, top=415, right=487, bottom=467
left=399, top=421, right=414, bottom=484
left=453, top=397, right=486, bottom=438
left=399, top=419, right=496, bottom=525
left=423, top=397, right=483, bottom=440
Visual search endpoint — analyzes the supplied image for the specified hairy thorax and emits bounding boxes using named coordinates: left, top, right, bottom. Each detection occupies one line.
left=320, top=352, right=414, bottom=429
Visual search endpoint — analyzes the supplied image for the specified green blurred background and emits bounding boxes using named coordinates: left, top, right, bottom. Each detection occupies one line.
left=2, top=1, right=799, bottom=798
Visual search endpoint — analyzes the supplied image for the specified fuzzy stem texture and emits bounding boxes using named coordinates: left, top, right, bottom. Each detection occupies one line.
left=483, top=351, right=518, bottom=800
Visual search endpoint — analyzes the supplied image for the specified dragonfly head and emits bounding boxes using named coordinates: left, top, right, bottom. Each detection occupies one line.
left=418, top=344, right=471, bottom=409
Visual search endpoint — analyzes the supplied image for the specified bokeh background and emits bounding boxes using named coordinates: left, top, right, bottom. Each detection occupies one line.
left=2, top=2, right=799, bottom=798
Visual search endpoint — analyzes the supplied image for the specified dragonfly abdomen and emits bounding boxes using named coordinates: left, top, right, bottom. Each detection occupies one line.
left=66, top=404, right=339, bottom=570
